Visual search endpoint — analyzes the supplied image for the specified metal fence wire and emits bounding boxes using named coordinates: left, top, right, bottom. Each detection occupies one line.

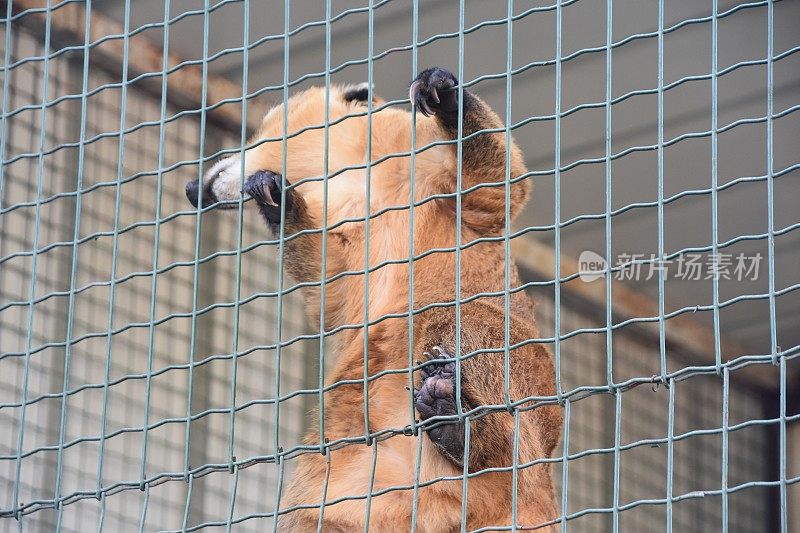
left=0, top=0, right=798, bottom=532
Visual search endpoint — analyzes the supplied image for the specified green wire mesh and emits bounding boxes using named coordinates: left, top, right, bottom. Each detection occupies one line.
left=0, top=0, right=798, bottom=532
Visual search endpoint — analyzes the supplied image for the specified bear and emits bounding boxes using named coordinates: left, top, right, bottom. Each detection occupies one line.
left=186, top=67, right=562, bottom=531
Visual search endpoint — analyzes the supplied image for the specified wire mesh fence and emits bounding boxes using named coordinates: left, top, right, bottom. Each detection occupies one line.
left=0, top=0, right=798, bottom=532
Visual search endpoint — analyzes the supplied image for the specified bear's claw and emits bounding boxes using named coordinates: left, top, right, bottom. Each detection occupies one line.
left=414, top=345, right=466, bottom=466
left=409, top=67, right=460, bottom=120
left=245, top=170, right=293, bottom=226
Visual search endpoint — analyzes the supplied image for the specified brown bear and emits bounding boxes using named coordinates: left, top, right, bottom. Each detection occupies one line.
left=186, top=67, right=562, bottom=532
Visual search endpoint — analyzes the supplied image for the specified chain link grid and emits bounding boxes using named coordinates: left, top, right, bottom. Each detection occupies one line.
left=0, top=1, right=797, bottom=531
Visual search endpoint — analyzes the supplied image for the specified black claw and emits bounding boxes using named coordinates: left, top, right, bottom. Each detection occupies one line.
left=419, top=99, right=434, bottom=117
left=429, top=86, right=440, bottom=104
left=245, top=170, right=293, bottom=226
left=409, top=67, right=460, bottom=125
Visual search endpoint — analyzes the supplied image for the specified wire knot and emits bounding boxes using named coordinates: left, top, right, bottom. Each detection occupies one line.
left=651, top=374, right=669, bottom=392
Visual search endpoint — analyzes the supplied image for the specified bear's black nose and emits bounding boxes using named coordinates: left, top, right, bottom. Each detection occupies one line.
left=185, top=179, right=220, bottom=209
left=185, top=179, right=201, bottom=208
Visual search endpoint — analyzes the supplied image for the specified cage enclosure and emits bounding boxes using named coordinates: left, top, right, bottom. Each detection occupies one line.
left=0, top=1, right=798, bottom=532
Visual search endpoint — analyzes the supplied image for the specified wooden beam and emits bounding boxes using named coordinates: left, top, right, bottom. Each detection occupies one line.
left=8, top=0, right=268, bottom=135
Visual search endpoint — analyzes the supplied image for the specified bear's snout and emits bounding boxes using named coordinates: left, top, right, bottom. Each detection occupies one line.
left=186, top=155, right=248, bottom=209
left=185, top=178, right=220, bottom=209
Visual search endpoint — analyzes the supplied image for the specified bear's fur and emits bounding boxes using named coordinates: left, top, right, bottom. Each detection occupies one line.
left=186, top=68, right=562, bottom=532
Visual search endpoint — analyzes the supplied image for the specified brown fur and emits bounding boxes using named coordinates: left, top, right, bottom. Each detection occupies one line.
left=218, top=83, right=562, bottom=531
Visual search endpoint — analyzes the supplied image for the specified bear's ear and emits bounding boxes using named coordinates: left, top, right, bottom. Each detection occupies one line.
left=342, top=82, right=373, bottom=103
